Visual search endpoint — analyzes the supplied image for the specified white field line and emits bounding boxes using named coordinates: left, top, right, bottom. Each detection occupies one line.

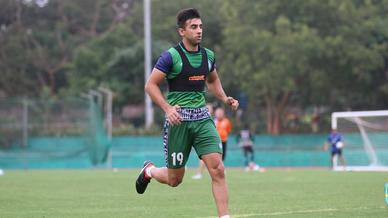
left=198, top=206, right=386, bottom=218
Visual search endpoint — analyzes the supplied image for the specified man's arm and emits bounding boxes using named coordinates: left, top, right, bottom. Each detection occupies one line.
left=145, top=68, right=181, bottom=125
left=206, top=69, right=239, bottom=111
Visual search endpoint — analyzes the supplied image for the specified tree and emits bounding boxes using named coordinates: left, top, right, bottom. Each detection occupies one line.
left=220, top=1, right=322, bottom=134
left=66, top=24, right=168, bottom=107
left=0, top=0, right=136, bottom=96
left=219, top=0, right=388, bottom=134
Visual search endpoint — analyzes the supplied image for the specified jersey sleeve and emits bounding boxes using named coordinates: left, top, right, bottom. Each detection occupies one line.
left=205, top=48, right=216, bottom=72
left=210, top=58, right=216, bottom=72
left=154, top=51, right=173, bottom=74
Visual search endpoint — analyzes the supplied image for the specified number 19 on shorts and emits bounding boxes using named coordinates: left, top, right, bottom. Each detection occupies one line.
left=171, top=152, right=183, bottom=166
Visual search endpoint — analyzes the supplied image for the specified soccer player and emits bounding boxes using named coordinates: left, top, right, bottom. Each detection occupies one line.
left=236, top=125, right=265, bottom=172
left=324, top=128, right=346, bottom=169
left=136, top=8, right=238, bottom=218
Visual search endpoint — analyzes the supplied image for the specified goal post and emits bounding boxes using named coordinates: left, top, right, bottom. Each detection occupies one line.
left=332, top=110, right=388, bottom=130
left=331, top=110, right=388, bottom=171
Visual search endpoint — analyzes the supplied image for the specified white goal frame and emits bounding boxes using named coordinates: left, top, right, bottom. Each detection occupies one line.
left=331, top=110, right=388, bottom=171
left=332, top=110, right=388, bottom=130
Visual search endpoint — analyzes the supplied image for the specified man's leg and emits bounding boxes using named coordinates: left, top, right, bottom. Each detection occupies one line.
left=150, top=166, right=185, bottom=187
left=338, top=150, right=346, bottom=168
left=136, top=163, right=185, bottom=194
left=249, top=147, right=255, bottom=163
left=221, top=142, right=227, bottom=161
left=192, top=119, right=228, bottom=217
left=202, top=152, right=229, bottom=217
left=243, top=147, right=249, bottom=167
left=331, top=153, right=338, bottom=169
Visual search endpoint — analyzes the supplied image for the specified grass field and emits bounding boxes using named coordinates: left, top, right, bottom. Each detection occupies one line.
left=0, top=169, right=387, bottom=218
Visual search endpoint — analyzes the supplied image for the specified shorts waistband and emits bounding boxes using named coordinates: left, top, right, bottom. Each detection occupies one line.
left=176, top=106, right=211, bottom=121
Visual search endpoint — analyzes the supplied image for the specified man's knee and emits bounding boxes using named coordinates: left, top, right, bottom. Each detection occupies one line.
left=208, top=162, right=225, bottom=180
left=168, top=177, right=182, bottom=187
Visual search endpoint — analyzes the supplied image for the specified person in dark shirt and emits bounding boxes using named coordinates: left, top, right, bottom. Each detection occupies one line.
left=236, top=125, right=265, bottom=172
left=324, top=129, right=346, bottom=169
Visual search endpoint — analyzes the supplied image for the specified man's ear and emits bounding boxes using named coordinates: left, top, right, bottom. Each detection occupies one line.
left=177, top=27, right=185, bottom=37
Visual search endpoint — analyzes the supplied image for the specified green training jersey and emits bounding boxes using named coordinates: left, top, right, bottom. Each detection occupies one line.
left=154, top=42, right=216, bottom=108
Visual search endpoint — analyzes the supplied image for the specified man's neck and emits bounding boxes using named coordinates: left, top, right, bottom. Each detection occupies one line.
left=181, top=39, right=199, bottom=52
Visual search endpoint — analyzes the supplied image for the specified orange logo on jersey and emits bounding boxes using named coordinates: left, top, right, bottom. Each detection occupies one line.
left=188, top=75, right=205, bottom=81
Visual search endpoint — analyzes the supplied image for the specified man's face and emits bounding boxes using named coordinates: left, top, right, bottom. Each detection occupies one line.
left=215, top=108, right=225, bottom=119
left=179, top=18, right=202, bottom=45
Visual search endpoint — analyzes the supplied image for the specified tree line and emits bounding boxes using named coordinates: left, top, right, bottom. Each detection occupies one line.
left=0, top=0, right=387, bottom=134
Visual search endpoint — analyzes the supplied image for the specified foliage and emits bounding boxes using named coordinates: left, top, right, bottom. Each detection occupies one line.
left=1, top=0, right=388, bottom=134
left=0, top=0, right=136, bottom=95
left=219, top=0, right=388, bottom=134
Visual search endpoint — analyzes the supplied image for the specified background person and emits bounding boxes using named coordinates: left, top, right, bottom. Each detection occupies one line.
left=324, top=128, right=346, bottom=169
left=214, top=107, right=232, bottom=161
left=236, top=125, right=265, bottom=172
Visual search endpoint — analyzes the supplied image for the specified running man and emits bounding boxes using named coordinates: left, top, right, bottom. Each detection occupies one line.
left=135, top=8, right=238, bottom=218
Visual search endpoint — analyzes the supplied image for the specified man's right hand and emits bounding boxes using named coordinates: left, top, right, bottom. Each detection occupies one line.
left=166, top=105, right=182, bottom=126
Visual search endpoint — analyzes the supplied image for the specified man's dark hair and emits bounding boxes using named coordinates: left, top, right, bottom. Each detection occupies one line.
left=176, top=8, right=201, bottom=28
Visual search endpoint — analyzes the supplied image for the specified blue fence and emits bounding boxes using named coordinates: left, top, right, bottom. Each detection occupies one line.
left=1, top=134, right=387, bottom=169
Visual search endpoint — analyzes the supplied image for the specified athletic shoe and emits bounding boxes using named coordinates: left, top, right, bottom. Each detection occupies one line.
left=135, top=160, right=154, bottom=194
left=192, top=173, right=202, bottom=180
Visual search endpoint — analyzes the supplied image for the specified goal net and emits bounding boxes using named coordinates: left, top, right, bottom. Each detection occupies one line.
left=331, top=110, right=388, bottom=171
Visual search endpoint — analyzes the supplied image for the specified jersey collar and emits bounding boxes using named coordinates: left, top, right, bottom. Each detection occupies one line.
left=179, top=41, right=201, bottom=54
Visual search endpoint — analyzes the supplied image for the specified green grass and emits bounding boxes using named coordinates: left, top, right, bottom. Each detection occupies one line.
left=0, top=169, right=387, bottom=218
